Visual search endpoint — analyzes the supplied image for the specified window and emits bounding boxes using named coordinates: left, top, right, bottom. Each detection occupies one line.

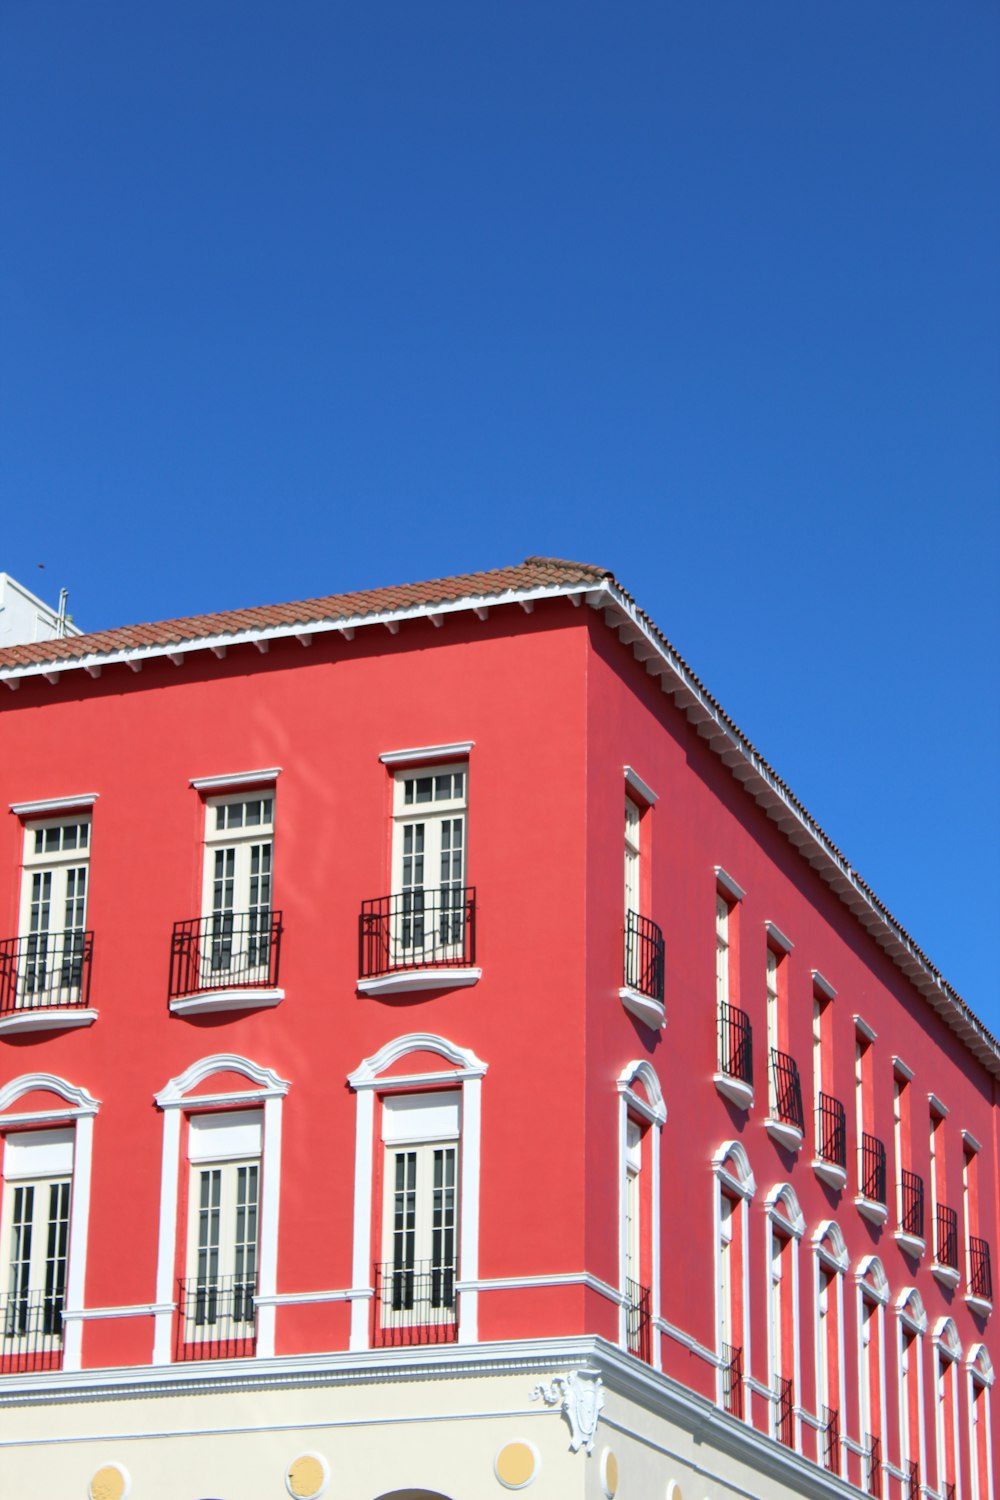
left=934, top=1319, right=962, bottom=1500
left=11, top=817, right=92, bottom=1012
left=617, top=1060, right=664, bottom=1368
left=967, top=1345, right=994, bottom=1500
left=349, top=1034, right=484, bottom=1351
left=857, top=1258, right=889, bottom=1497
left=765, top=931, right=802, bottom=1146
left=765, top=1184, right=804, bottom=1452
left=894, top=1070, right=924, bottom=1252
left=620, top=785, right=663, bottom=1018
left=202, top=793, right=275, bottom=983
left=713, top=1141, right=754, bottom=1421
left=0, top=1129, right=73, bottom=1371
left=896, top=1288, right=927, bottom=1499
left=714, top=874, right=751, bottom=1105
left=153, top=1055, right=288, bottom=1364
left=813, top=979, right=846, bottom=1185
left=855, top=1026, right=887, bottom=1222
left=377, top=1093, right=460, bottom=1344
left=177, top=1112, right=262, bottom=1358
left=814, top=1222, right=848, bottom=1474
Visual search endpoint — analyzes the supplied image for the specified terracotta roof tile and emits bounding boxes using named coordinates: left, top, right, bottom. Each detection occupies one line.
left=0, top=557, right=610, bottom=670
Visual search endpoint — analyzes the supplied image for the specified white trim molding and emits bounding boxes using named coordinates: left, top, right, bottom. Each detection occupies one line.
left=152, top=1055, right=290, bottom=1363
left=0, top=1008, right=97, bottom=1035
left=891, top=1055, right=914, bottom=1082
left=624, top=766, right=658, bottom=806
left=0, top=1073, right=101, bottom=1371
left=854, top=1015, right=878, bottom=1043
left=928, top=1092, right=949, bottom=1117
left=765, top=921, right=794, bottom=954
left=168, top=988, right=284, bottom=1017
left=619, top=986, right=665, bottom=1030
left=358, top=967, right=481, bottom=997
left=617, top=1060, right=665, bottom=1368
left=189, top=767, right=281, bottom=790
left=379, top=741, right=475, bottom=766
left=810, top=970, right=837, bottom=1001
left=348, top=1033, right=487, bottom=1352
left=9, top=793, right=99, bottom=816
left=714, top=866, right=746, bottom=903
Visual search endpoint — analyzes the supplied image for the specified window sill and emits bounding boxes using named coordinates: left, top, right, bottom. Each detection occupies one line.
left=764, top=1119, right=803, bottom=1152
left=619, top=986, right=665, bottom=1030
left=714, top=1073, right=753, bottom=1111
left=965, top=1293, right=992, bottom=1318
left=169, top=987, right=284, bottom=1016
left=894, top=1231, right=926, bottom=1259
left=812, top=1158, right=848, bottom=1191
left=932, top=1262, right=961, bottom=1290
left=855, top=1195, right=889, bottom=1227
left=0, top=1007, right=97, bottom=1035
left=358, top=967, right=481, bottom=997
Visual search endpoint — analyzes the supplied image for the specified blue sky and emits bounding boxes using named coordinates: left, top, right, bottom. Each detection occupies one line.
left=3, top=5, right=998, bottom=1028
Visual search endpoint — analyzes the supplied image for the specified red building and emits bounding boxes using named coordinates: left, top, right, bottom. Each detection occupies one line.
left=0, top=557, right=995, bottom=1500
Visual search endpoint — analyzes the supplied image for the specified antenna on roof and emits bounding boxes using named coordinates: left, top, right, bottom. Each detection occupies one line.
left=56, top=588, right=69, bottom=639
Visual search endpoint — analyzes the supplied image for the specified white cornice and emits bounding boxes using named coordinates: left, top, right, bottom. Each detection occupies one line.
left=379, top=741, right=474, bottom=766
left=810, top=970, right=837, bottom=1001
left=714, top=866, right=746, bottom=903
left=9, top=794, right=98, bottom=816
left=624, top=765, right=658, bottom=806
left=189, top=768, right=281, bottom=790
left=765, top=920, right=794, bottom=954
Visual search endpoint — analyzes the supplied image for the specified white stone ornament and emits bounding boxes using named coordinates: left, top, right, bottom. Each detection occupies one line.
left=530, top=1370, right=605, bottom=1454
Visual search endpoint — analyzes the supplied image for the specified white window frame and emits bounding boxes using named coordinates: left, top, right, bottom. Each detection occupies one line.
left=764, top=1183, right=805, bottom=1451
left=624, top=796, right=641, bottom=919
left=812, top=1220, right=848, bottom=1471
left=933, top=1316, right=963, bottom=1500
left=379, top=1097, right=460, bottom=1336
left=0, top=1072, right=100, bottom=1373
left=0, top=1134, right=73, bottom=1366
left=855, top=1255, right=890, bottom=1495
left=966, top=1343, right=995, bottom=1500
left=895, top=1287, right=928, bottom=1495
left=348, top=1033, right=486, bottom=1351
left=200, top=792, right=276, bottom=985
left=389, top=764, right=469, bottom=965
left=616, top=1061, right=665, bottom=1369
left=16, top=815, right=92, bottom=1008
left=153, top=1054, right=289, bottom=1364
left=712, top=1141, right=756, bottom=1418
left=180, top=1115, right=262, bottom=1351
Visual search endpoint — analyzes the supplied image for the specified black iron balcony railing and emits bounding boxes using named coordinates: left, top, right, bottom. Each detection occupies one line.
left=0, top=929, right=94, bottom=1017
left=624, top=910, right=664, bottom=1003
left=969, top=1236, right=993, bottom=1301
left=866, top=1432, right=882, bottom=1498
left=775, top=1374, right=794, bottom=1448
left=906, top=1460, right=920, bottom=1500
left=176, top=1274, right=257, bottom=1360
left=816, top=1092, right=847, bottom=1168
left=373, top=1258, right=457, bottom=1346
left=936, top=1204, right=959, bottom=1269
left=722, top=1342, right=743, bottom=1419
left=169, top=910, right=282, bottom=1000
left=943, top=1483, right=956, bottom=1500
left=359, top=888, right=475, bottom=979
left=624, top=1276, right=652, bottom=1362
left=899, top=1170, right=925, bottom=1242
left=769, top=1048, right=804, bottom=1131
left=860, top=1133, right=887, bottom=1206
left=718, top=1003, right=753, bottom=1086
left=0, top=1288, right=65, bottom=1373
left=822, top=1405, right=840, bottom=1474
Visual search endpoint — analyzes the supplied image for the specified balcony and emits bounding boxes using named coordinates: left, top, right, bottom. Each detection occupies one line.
left=624, top=1276, right=652, bottom=1363
left=175, top=1274, right=257, bottom=1360
left=714, top=1003, right=754, bottom=1110
left=620, top=910, right=665, bottom=1029
left=822, top=1405, right=840, bottom=1474
left=856, top=1132, right=888, bottom=1225
left=0, top=1288, right=64, bottom=1373
left=721, top=1342, right=744, bottom=1419
left=358, top=887, right=479, bottom=996
left=896, top=1170, right=926, bottom=1256
left=813, top=1092, right=848, bottom=1189
left=933, top=1203, right=960, bottom=1288
left=967, top=1236, right=993, bottom=1314
left=0, top=929, right=96, bottom=1034
left=866, top=1432, right=882, bottom=1498
left=775, top=1374, right=794, bottom=1449
left=906, top=1460, right=920, bottom=1500
left=765, top=1048, right=804, bottom=1151
left=373, top=1259, right=457, bottom=1346
left=169, top=910, right=283, bottom=1015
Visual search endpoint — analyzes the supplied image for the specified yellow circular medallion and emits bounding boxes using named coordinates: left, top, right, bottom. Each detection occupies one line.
left=494, top=1439, right=539, bottom=1488
left=601, top=1446, right=619, bottom=1498
left=286, top=1452, right=329, bottom=1498
left=89, top=1466, right=128, bottom=1500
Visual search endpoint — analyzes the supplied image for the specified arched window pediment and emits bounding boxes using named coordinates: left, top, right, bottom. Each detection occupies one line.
left=155, top=1053, right=290, bottom=1108
left=0, top=1071, right=100, bottom=1120
left=813, top=1219, right=849, bottom=1271
left=712, top=1140, right=756, bottom=1199
left=765, top=1182, right=805, bottom=1238
left=967, top=1342, right=994, bottom=1385
left=895, top=1286, right=927, bottom=1333
left=349, top=1032, right=487, bottom=1090
left=933, top=1316, right=962, bottom=1361
left=855, top=1255, right=889, bottom=1303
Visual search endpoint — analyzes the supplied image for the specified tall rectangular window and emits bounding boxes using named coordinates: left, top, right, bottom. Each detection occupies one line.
left=17, top=818, right=91, bottom=1006
left=0, top=1128, right=74, bottom=1369
left=378, top=1092, right=460, bottom=1342
left=202, top=794, right=275, bottom=983
left=624, top=797, right=641, bottom=918
left=179, top=1112, right=262, bottom=1357
left=391, top=766, right=468, bottom=961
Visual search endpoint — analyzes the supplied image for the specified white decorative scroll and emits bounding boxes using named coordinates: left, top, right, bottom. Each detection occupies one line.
left=530, top=1370, right=605, bottom=1455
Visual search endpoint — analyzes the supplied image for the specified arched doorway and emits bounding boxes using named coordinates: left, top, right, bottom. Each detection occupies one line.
left=373, top=1492, right=454, bottom=1500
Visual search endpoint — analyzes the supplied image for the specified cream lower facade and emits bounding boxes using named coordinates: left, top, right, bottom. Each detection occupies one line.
left=0, top=1338, right=865, bottom=1500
